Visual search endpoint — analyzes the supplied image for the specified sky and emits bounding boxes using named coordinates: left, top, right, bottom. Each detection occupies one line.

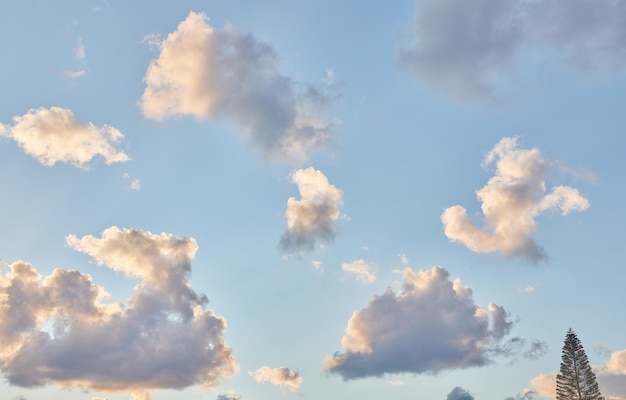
left=0, top=1, right=625, bottom=399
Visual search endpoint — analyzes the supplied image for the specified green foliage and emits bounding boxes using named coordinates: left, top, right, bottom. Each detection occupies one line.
left=556, top=328, right=602, bottom=400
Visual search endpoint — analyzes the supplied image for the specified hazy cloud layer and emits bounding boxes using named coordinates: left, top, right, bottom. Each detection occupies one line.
left=530, top=349, right=626, bottom=400
left=341, top=259, right=376, bottom=283
left=0, top=227, right=237, bottom=399
left=324, top=266, right=526, bottom=379
left=0, top=107, right=129, bottom=168
left=399, top=0, right=626, bottom=99
left=249, top=366, right=302, bottom=393
left=280, top=167, right=344, bottom=252
left=447, top=386, right=475, bottom=400
left=141, top=11, right=336, bottom=162
left=441, top=136, right=589, bottom=262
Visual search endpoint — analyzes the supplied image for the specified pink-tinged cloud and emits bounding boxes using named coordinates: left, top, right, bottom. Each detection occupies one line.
left=280, top=167, right=344, bottom=252
left=0, top=227, right=237, bottom=399
left=141, top=11, right=337, bottom=162
left=441, top=137, right=589, bottom=262
left=324, top=266, right=539, bottom=379
left=0, top=107, right=129, bottom=168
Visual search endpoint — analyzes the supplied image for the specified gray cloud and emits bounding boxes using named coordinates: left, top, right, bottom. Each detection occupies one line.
left=280, top=167, right=344, bottom=252
left=0, top=227, right=237, bottom=399
left=324, top=266, right=522, bottom=379
left=441, top=137, right=589, bottom=262
left=0, top=107, right=129, bottom=168
left=141, top=11, right=337, bottom=162
left=399, top=0, right=626, bottom=99
left=447, top=386, right=475, bottom=400
left=217, top=392, right=242, bottom=400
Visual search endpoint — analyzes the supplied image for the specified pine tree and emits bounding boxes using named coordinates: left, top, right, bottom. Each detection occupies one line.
left=556, top=328, right=602, bottom=400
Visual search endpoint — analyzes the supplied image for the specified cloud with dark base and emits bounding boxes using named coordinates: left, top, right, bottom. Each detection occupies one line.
left=280, top=167, right=344, bottom=252
left=0, top=227, right=237, bottom=400
left=447, top=386, right=474, bottom=400
left=141, top=11, right=337, bottom=162
left=441, top=136, right=589, bottom=262
left=324, top=266, right=536, bottom=379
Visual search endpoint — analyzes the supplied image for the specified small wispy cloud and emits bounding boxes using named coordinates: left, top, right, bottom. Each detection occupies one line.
left=341, top=259, right=376, bottom=283
left=249, top=366, right=302, bottom=393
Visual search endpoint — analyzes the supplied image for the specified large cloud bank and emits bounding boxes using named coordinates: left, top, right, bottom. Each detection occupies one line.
left=141, top=11, right=336, bottom=162
left=0, top=227, right=237, bottom=399
left=324, top=266, right=535, bottom=379
left=441, top=136, right=589, bottom=262
left=280, top=167, right=344, bottom=252
left=0, top=107, right=129, bottom=168
left=399, top=0, right=626, bottom=99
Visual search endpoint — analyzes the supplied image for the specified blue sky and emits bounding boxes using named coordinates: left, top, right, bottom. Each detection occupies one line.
left=1, top=1, right=625, bottom=400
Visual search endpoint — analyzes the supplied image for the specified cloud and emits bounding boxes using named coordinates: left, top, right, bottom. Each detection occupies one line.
left=280, top=167, right=344, bottom=252
left=341, top=259, right=377, bottom=283
left=123, top=173, right=141, bottom=190
left=63, top=70, right=87, bottom=79
left=529, top=349, right=626, bottom=400
left=216, top=391, right=242, bottom=400
left=141, top=11, right=337, bottom=162
left=399, top=0, right=626, bottom=100
left=447, top=386, right=475, bottom=400
left=0, top=107, right=129, bottom=168
left=324, top=266, right=530, bottom=379
left=75, top=38, right=86, bottom=60
left=0, top=227, right=237, bottom=398
left=249, top=366, right=302, bottom=393
left=441, top=136, right=589, bottom=262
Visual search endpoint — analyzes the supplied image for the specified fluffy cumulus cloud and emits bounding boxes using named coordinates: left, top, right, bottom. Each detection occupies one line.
left=447, top=386, right=475, bottom=400
left=0, top=107, right=129, bottom=168
left=280, top=167, right=344, bottom=252
left=529, top=349, right=626, bottom=400
left=441, top=137, right=589, bottom=262
left=0, top=227, right=237, bottom=399
left=324, top=266, right=534, bottom=379
left=141, top=11, right=336, bottom=162
left=399, top=0, right=626, bottom=99
left=249, top=366, right=302, bottom=393
left=341, top=259, right=377, bottom=283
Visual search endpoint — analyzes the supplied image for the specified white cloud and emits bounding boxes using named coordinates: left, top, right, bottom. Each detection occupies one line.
left=312, top=260, right=324, bottom=271
left=341, top=259, right=376, bottom=283
left=0, top=107, right=129, bottom=168
left=75, top=38, right=86, bottom=60
left=441, top=136, right=589, bottom=262
left=0, top=227, right=237, bottom=398
left=399, top=0, right=626, bottom=100
left=324, top=266, right=529, bottom=379
left=63, top=70, right=87, bottom=78
left=280, top=167, right=344, bottom=252
left=140, top=11, right=337, bottom=162
left=123, top=172, right=142, bottom=190
left=398, top=253, right=409, bottom=265
left=249, top=366, right=302, bottom=393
